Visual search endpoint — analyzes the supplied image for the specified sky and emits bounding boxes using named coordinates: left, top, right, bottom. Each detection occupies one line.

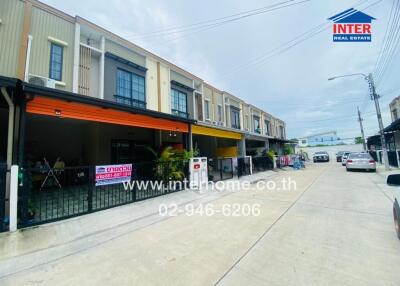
left=42, top=0, right=399, bottom=141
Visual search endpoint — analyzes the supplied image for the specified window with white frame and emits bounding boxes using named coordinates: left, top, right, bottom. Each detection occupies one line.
left=230, top=106, right=241, bottom=129
left=217, top=105, right=222, bottom=122
left=253, top=116, right=260, bottom=134
left=204, top=100, right=210, bottom=119
left=49, top=43, right=63, bottom=81
left=264, top=120, right=270, bottom=135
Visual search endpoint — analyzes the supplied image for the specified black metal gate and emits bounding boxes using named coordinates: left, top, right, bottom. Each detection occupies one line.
left=18, top=161, right=188, bottom=228
left=0, top=163, right=8, bottom=232
left=208, top=158, right=234, bottom=182
left=237, top=157, right=251, bottom=177
left=369, top=151, right=377, bottom=162
left=252, top=156, right=274, bottom=173
left=388, top=151, right=398, bottom=167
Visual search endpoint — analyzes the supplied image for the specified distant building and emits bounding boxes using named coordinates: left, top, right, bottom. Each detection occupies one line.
left=389, top=96, right=400, bottom=122
left=297, top=131, right=342, bottom=147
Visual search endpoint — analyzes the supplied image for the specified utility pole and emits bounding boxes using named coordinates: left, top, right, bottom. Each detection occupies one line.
left=357, top=106, right=367, bottom=151
left=367, top=73, right=389, bottom=170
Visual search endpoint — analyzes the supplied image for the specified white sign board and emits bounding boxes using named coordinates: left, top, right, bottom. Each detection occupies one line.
left=189, top=157, right=208, bottom=190
left=95, top=164, right=132, bottom=186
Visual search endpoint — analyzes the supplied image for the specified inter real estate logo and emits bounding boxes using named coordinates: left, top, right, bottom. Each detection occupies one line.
left=328, top=8, right=376, bottom=42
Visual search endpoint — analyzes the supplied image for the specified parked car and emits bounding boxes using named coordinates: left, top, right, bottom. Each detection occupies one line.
left=346, top=152, right=376, bottom=172
left=336, top=151, right=350, bottom=162
left=313, top=151, right=329, bottom=162
left=386, top=174, right=400, bottom=240
left=341, top=152, right=351, bottom=166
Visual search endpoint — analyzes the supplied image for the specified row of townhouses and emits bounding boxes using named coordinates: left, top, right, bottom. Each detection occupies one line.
left=367, top=97, right=400, bottom=167
left=0, top=0, right=288, bottom=230
left=0, top=0, right=287, bottom=167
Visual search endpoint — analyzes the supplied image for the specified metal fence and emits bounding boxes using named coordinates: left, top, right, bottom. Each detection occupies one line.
left=0, top=163, right=8, bottom=232
left=388, top=151, right=398, bottom=167
left=208, top=158, right=234, bottom=182
left=369, top=151, right=378, bottom=162
left=252, top=156, right=274, bottom=173
left=18, top=161, right=189, bottom=228
left=237, top=157, right=251, bottom=177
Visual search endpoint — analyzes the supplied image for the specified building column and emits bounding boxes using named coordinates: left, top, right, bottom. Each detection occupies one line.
left=17, top=99, right=26, bottom=167
left=1, top=87, right=14, bottom=217
left=72, top=23, right=80, bottom=93
left=238, top=136, right=246, bottom=157
left=17, top=1, right=32, bottom=80
left=99, top=36, right=105, bottom=99
left=154, top=130, right=162, bottom=148
left=264, top=139, right=269, bottom=150
left=188, top=124, right=193, bottom=151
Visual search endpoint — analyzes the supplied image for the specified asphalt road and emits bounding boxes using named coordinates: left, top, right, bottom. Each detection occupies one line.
left=1, top=162, right=399, bottom=285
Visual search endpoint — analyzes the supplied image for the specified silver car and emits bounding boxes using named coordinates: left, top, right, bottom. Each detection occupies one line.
left=346, top=152, right=376, bottom=172
left=341, top=152, right=351, bottom=166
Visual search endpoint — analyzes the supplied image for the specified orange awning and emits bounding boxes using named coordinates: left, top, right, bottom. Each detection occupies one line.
left=26, top=96, right=189, bottom=133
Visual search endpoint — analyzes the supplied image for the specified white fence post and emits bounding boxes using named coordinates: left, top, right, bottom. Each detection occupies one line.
left=9, top=165, right=18, bottom=232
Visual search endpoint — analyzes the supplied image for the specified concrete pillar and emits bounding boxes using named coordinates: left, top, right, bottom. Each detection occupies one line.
left=265, top=139, right=269, bottom=150
left=9, top=165, right=18, bottom=232
left=1, top=87, right=14, bottom=216
left=99, top=36, right=105, bottom=99
left=188, top=124, right=193, bottom=151
left=238, top=137, right=246, bottom=157
left=154, top=130, right=162, bottom=148
left=72, top=23, right=80, bottom=93
left=24, top=35, right=33, bottom=81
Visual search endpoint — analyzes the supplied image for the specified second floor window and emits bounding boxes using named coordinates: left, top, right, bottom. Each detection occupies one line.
left=253, top=116, right=260, bottom=133
left=49, top=43, right=63, bottom=81
left=230, top=107, right=240, bottom=129
left=116, top=69, right=146, bottom=108
left=280, top=126, right=285, bottom=138
left=171, top=88, right=187, bottom=118
left=205, top=100, right=210, bottom=119
left=393, top=109, right=398, bottom=121
left=218, top=105, right=223, bottom=122
left=264, top=120, right=270, bottom=135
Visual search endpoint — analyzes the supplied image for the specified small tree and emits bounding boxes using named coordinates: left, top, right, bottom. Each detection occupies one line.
left=355, top=136, right=364, bottom=144
left=283, top=145, right=293, bottom=155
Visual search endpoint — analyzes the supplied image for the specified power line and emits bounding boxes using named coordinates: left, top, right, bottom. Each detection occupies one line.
left=215, top=0, right=381, bottom=81
left=125, top=0, right=307, bottom=40
left=373, top=0, right=396, bottom=78
left=374, top=0, right=400, bottom=86
left=140, top=0, right=312, bottom=50
left=375, top=0, right=400, bottom=83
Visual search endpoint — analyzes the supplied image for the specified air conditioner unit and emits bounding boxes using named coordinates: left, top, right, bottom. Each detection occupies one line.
left=28, top=74, right=56, bottom=89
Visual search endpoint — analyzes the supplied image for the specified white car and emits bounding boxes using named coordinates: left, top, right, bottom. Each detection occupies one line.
left=346, top=153, right=376, bottom=172
left=387, top=174, right=400, bottom=240
left=341, top=152, right=351, bottom=166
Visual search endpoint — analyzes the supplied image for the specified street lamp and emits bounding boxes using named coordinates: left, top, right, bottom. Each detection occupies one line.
left=328, top=73, right=389, bottom=170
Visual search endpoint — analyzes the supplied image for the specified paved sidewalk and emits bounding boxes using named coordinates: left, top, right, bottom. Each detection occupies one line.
left=0, top=170, right=278, bottom=278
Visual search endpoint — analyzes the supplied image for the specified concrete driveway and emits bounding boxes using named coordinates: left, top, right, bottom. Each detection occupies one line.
left=1, top=163, right=399, bottom=285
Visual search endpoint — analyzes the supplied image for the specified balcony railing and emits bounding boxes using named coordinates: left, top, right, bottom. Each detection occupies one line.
left=114, top=95, right=146, bottom=109
left=171, top=109, right=189, bottom=118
